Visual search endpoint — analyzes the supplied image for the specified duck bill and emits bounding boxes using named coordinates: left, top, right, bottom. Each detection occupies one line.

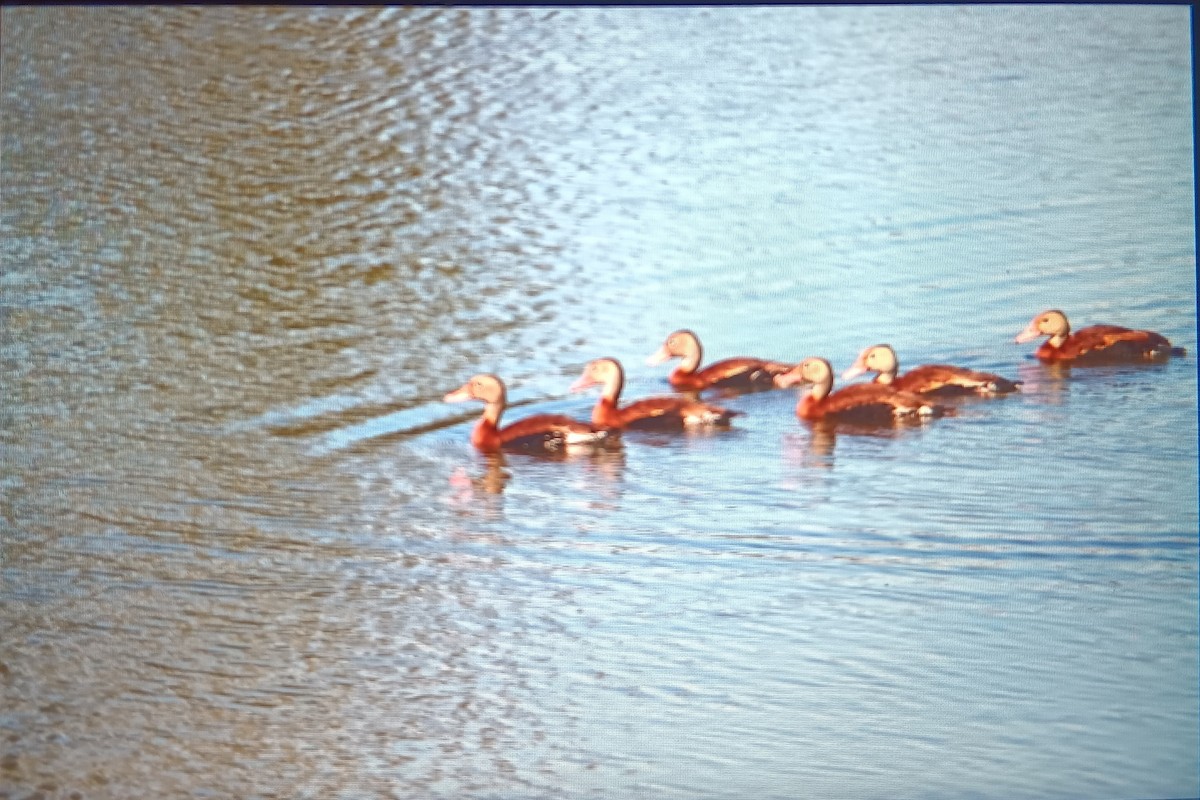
left=773, top=369, right=806, bottom=389
left=645, top=345, right=672, bottom=366
left=569, top=373, right=599, bottom=392
left=1014, top=324, right=1041, bottom=344
left=443, top=385, right=472, bottom=403
left=841, top=362, right=868, bottom=381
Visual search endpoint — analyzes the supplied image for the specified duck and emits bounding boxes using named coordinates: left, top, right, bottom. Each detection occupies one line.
left=1015, top=309, right=1185, bottom=364
left=444, top=374, right=608, bottom=453
left=647, top=329, right=795, bottom=391
left=774, top=357, right=948, bottom=424
left=570, top=357, right=740, bottom=430
left=842, top=343, right=1020, bottom=396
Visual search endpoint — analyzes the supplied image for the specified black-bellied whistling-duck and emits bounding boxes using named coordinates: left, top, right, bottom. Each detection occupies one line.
left=842, top=344, right=1020, bottom=396
left=1015, top=310, right=1185, bottom=364
left=570, top=357, right=740, bottom=430
left=647, top=329, right=795, bottom=391
left=444, top=374, right=608, bottom=453
left=774, top=357, right=948, bottom=424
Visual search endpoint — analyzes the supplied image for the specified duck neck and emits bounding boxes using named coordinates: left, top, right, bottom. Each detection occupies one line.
left=797, top=393, right=820, bottom=420
left=1048, top=317, right=1070, bottom=348
left=679, top=339, right=702, bottom=373
left=601, top=368, right=625, bottom=406
left=874, top=370, right=896, bottom=385
left=471, top=408, right=502, bottom=450
left=807, top=375, right=833, bottom=402
left=480, top=399, right=504, bottom=428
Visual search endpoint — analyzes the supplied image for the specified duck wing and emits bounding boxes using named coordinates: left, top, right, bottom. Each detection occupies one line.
left=692, top=357, right=794, bottom=389
left=499, top=414, right=607, bottom=451
left=896, top=365, right=1020, bottom=395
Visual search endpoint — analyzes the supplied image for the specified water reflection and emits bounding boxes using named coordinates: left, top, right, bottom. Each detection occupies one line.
left=1015, top=361, right=1072, bottom=405
left=579, top=443, right=627, bottom=484
left=446, top=440, right=626, bottom=503
left=802, top=422, right=840, bottom=464
left=781, top=419, right=911, bottom=467
left=1014, top=358, right=1177, bottom=407
left=782, top=428, right=836, bottom=472
left=450, top=454, right=513, bottom=498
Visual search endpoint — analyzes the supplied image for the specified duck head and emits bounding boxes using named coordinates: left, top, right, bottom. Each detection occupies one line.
left=842, top=344, right=899, bottom=384
left=444, top=373, right=506, bottom=407
left=647, top=329, right=702, bottom=371
left=774, top=357, right=835, bottom=398
left=1015, top=310, right=1070, bottom=346
left=570, top=357, right=624, bottom=402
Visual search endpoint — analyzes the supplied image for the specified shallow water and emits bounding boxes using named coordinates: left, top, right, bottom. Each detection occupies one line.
left=1, top=6, right=1196, bottom=799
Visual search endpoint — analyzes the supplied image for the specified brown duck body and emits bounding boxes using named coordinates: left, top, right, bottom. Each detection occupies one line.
left=468, top=413, right=603, bottom=452
left=572, top=358, right=740, bottom=430
left=778, top=358, right=948, bottom=424
left=887, top=365, right=1019, bottom=396
left=668, top=358, right=794, bottom=391
left=1031, top=325, right=1176, bottom=364
left=796, top=382, right=944, bottom=424
left=648, top=329, right=794, bottom=391
left=1016, top=310, right=1184, bottom=365
left=444, top=374, right=608, bottom=453
left=843, top=344, right=1019, bottom=396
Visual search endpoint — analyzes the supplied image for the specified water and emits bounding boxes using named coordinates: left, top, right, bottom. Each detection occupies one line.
left=2, top=6, right=1196, bottom=799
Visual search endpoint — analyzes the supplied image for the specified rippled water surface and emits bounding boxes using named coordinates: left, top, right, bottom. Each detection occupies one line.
left=2, top=7, right=1196, bottom=799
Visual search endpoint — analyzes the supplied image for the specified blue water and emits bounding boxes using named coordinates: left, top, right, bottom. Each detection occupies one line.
left=1, top=6, right=1196, bottom=799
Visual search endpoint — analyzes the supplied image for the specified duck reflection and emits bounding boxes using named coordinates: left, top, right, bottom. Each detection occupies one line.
left=1016, top=361, right=1071, bottom=404
left=581, top=441, right=627, bottom=482
left=448, top=438, right=626, bottom=501
left=476, top=452, right=514, bottom=495
left=783, top=419, right=908, bottom=471
left=782, top=426, right=835, bottom=471
left=448, top=453, right=511, bottom=519
left=805, top=421, right=839, bottom=463
left=579, top=442, right=627, bottom=510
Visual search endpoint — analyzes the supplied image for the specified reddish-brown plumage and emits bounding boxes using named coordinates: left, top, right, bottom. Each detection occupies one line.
left=1016, top=310, right=1183, bottom=364
left=777, top=358, right=948, bottom=424
left=889, top=365, right=1016, bottom=395
left=444, top=374, right=607, bottom=453
left=468, top=413, right=601, bottom=452
left=797, top=383, right=940, bottom=423
left=571, top=358, right=739, bottom=430
left=842, top=344, right=1019, bottom=396
left=1032, top=325, right=1174, bottom=363
left=647, top=329, right=794, bottom=391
